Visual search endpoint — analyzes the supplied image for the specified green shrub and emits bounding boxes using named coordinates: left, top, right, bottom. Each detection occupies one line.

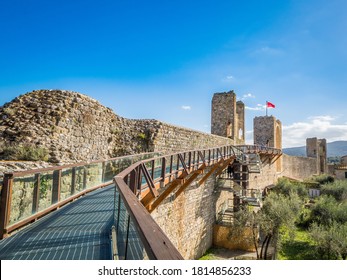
left=274, top=178, right=308, bottom=199
left=309, top=222, right=347, bottom=260
left=296, top=208, right=312, bottom=229
left=0, top=144, right=49, bottom=161
left=310, top=174, right=335, bottom=185
left=309, top=195, right=347, bottom=226
left=321, top=180, right=347, bottom=202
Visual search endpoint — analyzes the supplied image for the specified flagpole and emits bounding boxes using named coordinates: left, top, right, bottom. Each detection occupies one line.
left=266, top=101, right=268, bottom=116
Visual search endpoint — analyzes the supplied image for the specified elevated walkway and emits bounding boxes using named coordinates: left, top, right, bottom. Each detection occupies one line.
left=0, top=145, right=281, bottom=260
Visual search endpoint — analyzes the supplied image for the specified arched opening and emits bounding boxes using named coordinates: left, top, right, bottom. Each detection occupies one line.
left=227, top=122, right=232, bottom=138
left=238, top=128, right=243, bottom=139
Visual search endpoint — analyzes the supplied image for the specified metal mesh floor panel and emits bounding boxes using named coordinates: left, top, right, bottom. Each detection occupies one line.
left=0, top=185, right=115, bottom=260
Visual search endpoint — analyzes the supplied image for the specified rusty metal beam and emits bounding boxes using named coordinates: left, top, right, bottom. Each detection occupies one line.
left=0, top=174, right=13, bottom=239
left=146, top=170, right=189, bottom=212
left=139, top=164, right=159, bottom=198
left=215, top=157, right=234, bottom=177
left=52, top=170, right=62, bottom=204
left=174, top=171, right=202, bottom=199
left=178, top=153, right=189, bottom=175
left=198, top=158, right=225, bottom=186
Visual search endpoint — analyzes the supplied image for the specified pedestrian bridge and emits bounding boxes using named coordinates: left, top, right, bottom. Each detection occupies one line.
left=0, top=145, right=281, bottom=260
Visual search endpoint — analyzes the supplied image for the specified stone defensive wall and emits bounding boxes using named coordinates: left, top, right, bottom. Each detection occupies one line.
left=281, top=154, right=318, bottom=180
left=152, top=122, right=234, bottom=154
left=248, top=154, right=319, bottom=191
left=0, top=90, right=234, bottom=164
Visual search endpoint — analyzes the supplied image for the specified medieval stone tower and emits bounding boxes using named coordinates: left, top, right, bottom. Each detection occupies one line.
left=253, top=115, right=282, bottom=171
left=306, top=138, right=327, bottom=174
left=211, top=91, right=245, bottom=145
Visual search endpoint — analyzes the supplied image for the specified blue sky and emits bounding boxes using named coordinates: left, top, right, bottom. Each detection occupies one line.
left=1, top=0, right=347, bottom=148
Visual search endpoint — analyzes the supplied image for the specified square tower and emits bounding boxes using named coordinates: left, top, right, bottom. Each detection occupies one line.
left=211, top=91, right=245, bottom=144
left=254, top=116, right=282, bottom=171
left=306, top=137, right=327, bottom=174
left=253, top=116, right=282, bottom=149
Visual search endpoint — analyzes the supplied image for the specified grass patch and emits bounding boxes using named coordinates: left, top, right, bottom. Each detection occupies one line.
left=279, top=229, right=317, bottom=260
left=199, top=248, right=216, bottom=260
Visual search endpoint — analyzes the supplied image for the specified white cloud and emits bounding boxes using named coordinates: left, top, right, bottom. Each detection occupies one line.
left=242, top=93, right=256, bottom=100
left=282, top=115, right=347, bottom=147
left=245, top=104, right=265, bottom=111
left=221, top=75, right=235, bottom=82
left=181, top=105, right=191, bottom=110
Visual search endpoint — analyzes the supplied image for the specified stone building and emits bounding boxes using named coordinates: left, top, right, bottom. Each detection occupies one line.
left=306, top=138, right=327, bottom=174
left=333, top=155, right=347, bottom=180
left=211, top=91, right=245, bottom=145
left=253, top=116, right=282, bottom=149
left=253, top=115, right=282, bottom=172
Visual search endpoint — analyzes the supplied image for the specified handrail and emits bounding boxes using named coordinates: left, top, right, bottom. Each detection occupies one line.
left=0, top=151, right=161, bottom=239
left=113, top=145, right=241, bottom=260
left=2, top=151, right=162, bottom=177
left=236, top=145, right=282, bottom=155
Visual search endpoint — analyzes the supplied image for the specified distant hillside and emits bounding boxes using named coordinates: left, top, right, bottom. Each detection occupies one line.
left=283, top=141, right=347, bottom=157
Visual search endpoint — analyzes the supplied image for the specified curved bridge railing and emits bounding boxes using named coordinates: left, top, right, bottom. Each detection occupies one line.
left=0, top=152, right=160, bottom=239
left=236, top=145, right=282, bottom=155
left=113, top=145, right=244, bottom=260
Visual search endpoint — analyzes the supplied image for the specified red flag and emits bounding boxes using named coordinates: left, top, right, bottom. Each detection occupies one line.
left=266, top=101, right=275, bottom=108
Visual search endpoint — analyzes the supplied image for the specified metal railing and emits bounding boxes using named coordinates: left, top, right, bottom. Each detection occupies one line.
left=236, top=145, right=282, bottom=155
left=0, top=152, right=161, bottom=239
left=113, top=145, right=242, bottom=260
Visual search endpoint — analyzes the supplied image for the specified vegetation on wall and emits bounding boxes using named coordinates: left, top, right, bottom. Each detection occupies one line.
left=0, top=143, right=49, bottom=161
